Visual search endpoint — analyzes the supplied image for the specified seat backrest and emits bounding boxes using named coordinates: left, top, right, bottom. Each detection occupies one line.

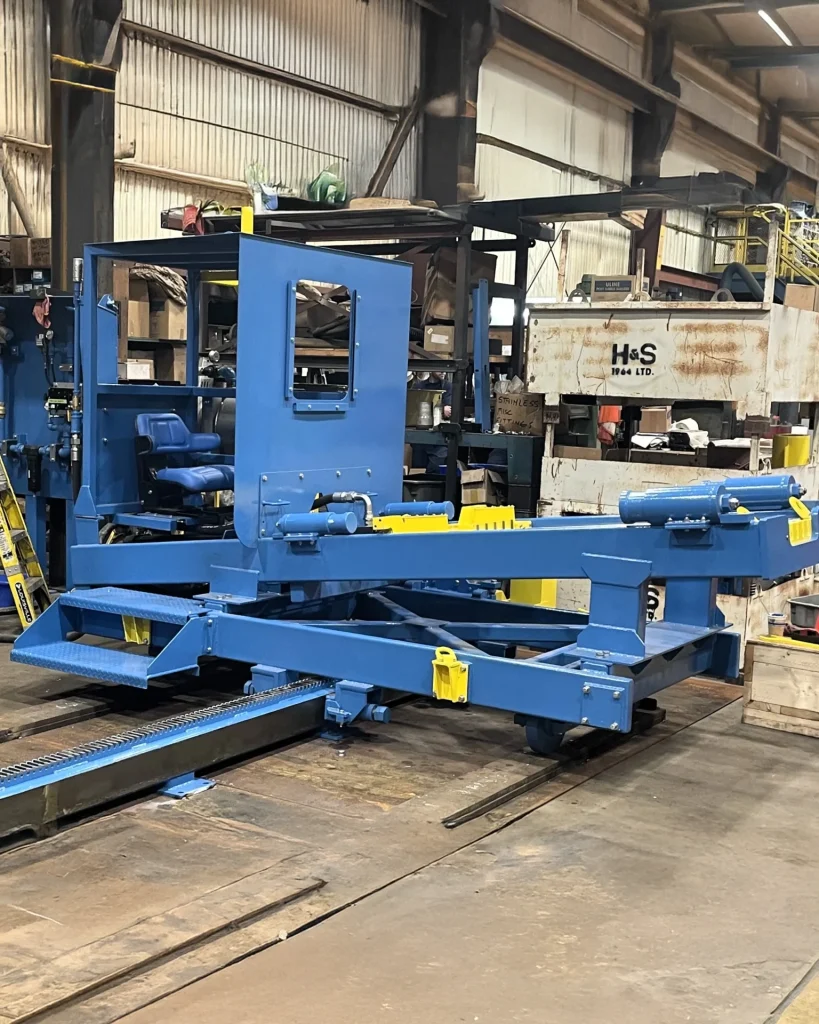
left=135, top=412, right=221, bottom=455
left=135, top=412, right=195, bottom=453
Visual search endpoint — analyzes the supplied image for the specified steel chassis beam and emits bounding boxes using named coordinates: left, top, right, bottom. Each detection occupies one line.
left=68, top=508, right=819, bottom=588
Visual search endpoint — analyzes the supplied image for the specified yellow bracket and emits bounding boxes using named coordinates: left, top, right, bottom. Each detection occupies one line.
left=123, top=616, right=151, bottom=645
left=510, top=578, right=557, bottom=607
left=788, top=496, right=813, bottom=547
left=373, top=514, right=450, bottom=534
left=373, top=505, right=531, bottom=535
left=456, top=505, right=530, bottom=531
left=432, top=647, right=469, bottom=704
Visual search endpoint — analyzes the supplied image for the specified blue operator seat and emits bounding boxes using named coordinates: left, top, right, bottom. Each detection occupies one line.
left=135, top=413, right=234, bottom=507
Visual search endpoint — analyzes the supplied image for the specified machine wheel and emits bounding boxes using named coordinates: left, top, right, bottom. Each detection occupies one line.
left=524, top=718, right=567, bottom=756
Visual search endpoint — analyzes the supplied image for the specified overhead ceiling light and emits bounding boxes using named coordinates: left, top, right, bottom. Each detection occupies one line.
left=758, top=9, right=793, bottom=46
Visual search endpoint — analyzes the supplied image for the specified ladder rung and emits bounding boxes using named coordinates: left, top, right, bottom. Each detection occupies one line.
left=0, top=454, right=49, bottom=627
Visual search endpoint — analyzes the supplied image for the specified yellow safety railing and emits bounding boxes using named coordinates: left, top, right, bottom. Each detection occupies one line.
left=712, top=206, right=819, bottom=285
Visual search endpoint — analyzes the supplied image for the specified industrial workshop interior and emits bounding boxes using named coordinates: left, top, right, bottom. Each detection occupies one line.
left=4, top=2, right=819, bottom=1023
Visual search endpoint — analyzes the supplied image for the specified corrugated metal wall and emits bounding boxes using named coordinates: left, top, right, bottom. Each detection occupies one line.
left=476, top=50, right=632, bottom=299
left=116, top=0, right=421, bottom=238
left=124, top=0, right=418, bottom=106
left=0, top=0, right=50, bottom=234
left=661, top=136, right=720, bottom=275
left=1, top=0, right=420, bottom=240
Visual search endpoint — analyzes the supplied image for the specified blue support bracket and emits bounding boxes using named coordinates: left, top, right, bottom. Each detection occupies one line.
left=324, top=679, right=391, bottom=729
left=578, top=554, right=652, bottom=658
left=159, top=772, right=215, bottom=798
left=579, top=679, right=632, bottom=732
left=664, top=578, right=725, bottom=629
left=245, top=664, right=300, bottom=695
left=207, top=565, right=261, bottom=603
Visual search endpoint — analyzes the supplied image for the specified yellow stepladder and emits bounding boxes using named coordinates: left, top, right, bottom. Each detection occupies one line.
left=0, top=456, right=51, bottom=628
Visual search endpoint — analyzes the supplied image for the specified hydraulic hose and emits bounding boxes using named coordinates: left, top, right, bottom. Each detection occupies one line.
left=715, top=262, right=764, bottom=302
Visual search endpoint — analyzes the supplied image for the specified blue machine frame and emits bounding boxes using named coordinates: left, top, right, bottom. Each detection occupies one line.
left=0, top=294, right=77, bottom=579
left=9, top=233, right=819, bottom=759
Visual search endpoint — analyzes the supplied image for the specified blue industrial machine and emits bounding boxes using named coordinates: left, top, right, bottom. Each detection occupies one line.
left=7, top=233, right=819, bottom=765
left=0, top=293, right=77, bottom=583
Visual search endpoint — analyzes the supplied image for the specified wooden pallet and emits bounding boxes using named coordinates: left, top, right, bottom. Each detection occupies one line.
left=743, top=636, right=819, bottom=738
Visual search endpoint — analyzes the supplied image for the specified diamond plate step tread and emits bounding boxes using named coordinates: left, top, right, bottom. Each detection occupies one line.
left=12, top=641, right=153, bottom=687
left=61, top=587, right=205, bottom=625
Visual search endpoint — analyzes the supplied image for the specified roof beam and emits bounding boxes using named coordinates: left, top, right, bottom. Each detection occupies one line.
left=494, top=8, right=817, bottom=203
left=708, top=45, right=819, bottom=69
left=411, top=0, right=448, bottom=14
left=655, top=0, right=810, bottom=13
left=495, top=9, right=656, bottom=112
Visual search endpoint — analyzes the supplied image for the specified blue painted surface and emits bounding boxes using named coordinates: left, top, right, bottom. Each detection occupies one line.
left=233, top=234, right=410, bottom=544
left=158, top=773, right=215, bottom=798
left=2, top=296, right=76, bottom=575
left=472, top=279, right=491, bottom=432
left=12, top=639, right=154, bottom=687
left=8, top=233, right=819, bottom=788
left=2, top=296, right=75, bottom=501
left=67, top=503, right=819, bottom=587
left=0, top=682, right=332, bottom=801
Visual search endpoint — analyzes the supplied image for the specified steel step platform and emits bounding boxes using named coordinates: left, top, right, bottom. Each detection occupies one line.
left=61, top=588, right=205, bottom=625
left=12, top=641, right=155, bottom=687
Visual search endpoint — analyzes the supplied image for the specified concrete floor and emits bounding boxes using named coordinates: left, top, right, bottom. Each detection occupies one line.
left=120, top=701, right=819, bottom=1024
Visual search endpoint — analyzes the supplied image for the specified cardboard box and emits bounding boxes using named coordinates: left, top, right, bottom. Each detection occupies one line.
left=424, top=324, right=454, bottom=354
left=149, top=286, right=187, bottom=341
left=461, top=467, right=505, bottom=506
left=422, top=248, right=497, bottom=322
left=348, top=197, right=412, bottom=211
left=405, top=388, right=444, bottom=427
left=125, top=355, right=155, bottom=381
left=153, top=342, right=188, bottom=383
left=127, top=280, right=151, bottom=339
left=784, top=283, right=819, bottom=312
left=489, top=326, right=513, bottom=358
left=30, top=237, right=51, bottom=267
left=422, top=324, right=474, bottom=355
left=9, top=236, right=51, bottom=268
left=553, top=445, right=602, bottom=461
left=495, top=392, right=545, bottom=435
left=639, top=406, right=672, bottom=433
left=408, top=253, right=432, bottom=306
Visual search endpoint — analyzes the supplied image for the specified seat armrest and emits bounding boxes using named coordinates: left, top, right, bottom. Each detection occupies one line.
left=135, top=435, right=155, bottom=456
left=187, top=431, right=222, bottom=453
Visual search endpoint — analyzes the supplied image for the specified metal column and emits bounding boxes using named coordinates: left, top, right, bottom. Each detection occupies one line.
left=50, top=0, right=121, bottom=291
left=445, top=229, right=472, bottom=506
